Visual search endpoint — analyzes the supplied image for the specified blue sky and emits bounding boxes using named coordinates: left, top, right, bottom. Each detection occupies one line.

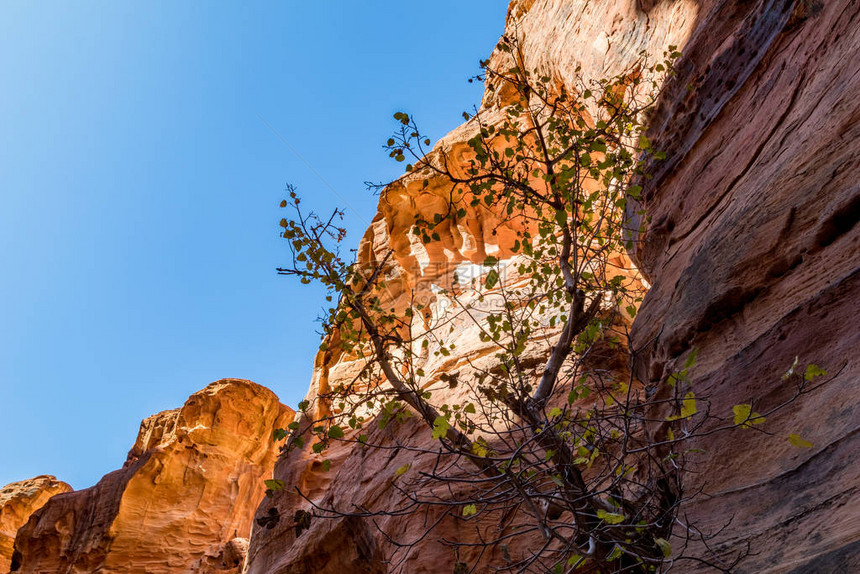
left=0, top=2, right=506, bottom=489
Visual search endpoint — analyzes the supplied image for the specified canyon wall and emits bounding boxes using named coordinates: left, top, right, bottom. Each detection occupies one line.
left=4, top=1, right=856, bottom=572
left=0, top=476, right=71, bottom=572
left=246, top=0, right=859, bottom=573
left=628, top=0, right=860, bottom=570
left=10, top=379, right=293, bottom=574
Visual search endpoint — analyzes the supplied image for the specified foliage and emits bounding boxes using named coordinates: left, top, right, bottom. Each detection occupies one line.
left=270, top=36, right=830, bottom=573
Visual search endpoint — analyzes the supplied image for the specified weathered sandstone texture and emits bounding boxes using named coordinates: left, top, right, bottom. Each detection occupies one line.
left=247, top=0, right=859, bottom=573
left=11, top=379, right=293, bottom=573
left=628, top=0, right=860, bottom=571
left=0, top=476, right=71, bottom=572
left=246, top=1, right=691, bottom=572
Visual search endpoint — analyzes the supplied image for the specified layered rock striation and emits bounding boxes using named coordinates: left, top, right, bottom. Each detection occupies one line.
left=11, top=379, right=293, bottom=573
left=247, top=0, right=859, bottom=572
left=0, top=476, right=71, bottom=573
left=628, top=0, right=860, bottom=570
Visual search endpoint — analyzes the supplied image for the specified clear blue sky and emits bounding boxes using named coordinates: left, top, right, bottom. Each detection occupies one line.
left=0, top=2, right=506, bottom=489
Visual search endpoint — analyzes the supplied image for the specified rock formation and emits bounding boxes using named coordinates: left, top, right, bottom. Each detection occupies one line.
left=0, top=476, right=71, bottom=572
left=246, top=0, right=859, bottom=572
left=627, top=0, right=860, bottom=570
left=5, top=1, right=857, bottom=572
left=11, top=379, right=293, bottom=573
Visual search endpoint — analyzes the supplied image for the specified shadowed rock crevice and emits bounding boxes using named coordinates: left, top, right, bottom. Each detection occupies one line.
left=813, top=191, right=860, bottom=250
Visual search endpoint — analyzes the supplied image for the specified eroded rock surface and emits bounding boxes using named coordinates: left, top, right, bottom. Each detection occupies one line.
left=245, top=1, right=687, bottom=572
left=0, top=476, right=71, bottom=572
left=247, top=0, right=859, bottom=573
left=12, top=379, right=293, bottom=573
left=629, top=0, right=860, bottom=570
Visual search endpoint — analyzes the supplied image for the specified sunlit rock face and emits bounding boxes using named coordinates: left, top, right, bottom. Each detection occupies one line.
left=244, top=1, right=690, bottom=573
left=11, top=379, right=293, bottom=574
left=246, top=0, right=859, bottom=572
left=0, top=476, right=72, bottom=572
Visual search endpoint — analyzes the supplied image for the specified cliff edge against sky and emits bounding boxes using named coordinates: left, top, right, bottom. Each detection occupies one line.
left=246, top=0, right=859, bottom=572
left=2, top=0, right=858, bottom=572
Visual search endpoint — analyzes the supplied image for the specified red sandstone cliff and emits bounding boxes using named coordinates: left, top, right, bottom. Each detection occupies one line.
left=0, top=476, right=71, bottom=572
left=10, top=379, right=293, bottom=573
left=245, top=1, right=859, bottom=572
left=628, top=0, right=860, bottom=570
left=5, top=1, right=857, bottom=572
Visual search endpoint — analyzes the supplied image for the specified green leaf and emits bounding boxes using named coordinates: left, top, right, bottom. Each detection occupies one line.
left=485, top=269, right=499, bottom=289
left=462, top=504, right=477, bottom=517
left=312, top=442, right=325, bottom=454
left=273, top=428, right=289, bottom=441
left=298, top=400, right=309, bottom=412
left=667, top=392, right=697, bottom=421
left=321, top=459, right=331, bottom=472
left=328, top=425, right=345, bottom=439
left=788, top=433, right=813, bottom=448
left=606, top=545, right=623, bottom=561
left=482, top=255, right=499, bottom=267
left=655, top=537, right=672, bottom=557
left=464, top=403, right=476, bottom=414
left=432, top=416, right=450, bottom=440
left=395, top=463, right=411, bottom=476
left=597, top=509, right=626, bottom=525
left=548, top=407, right=563, bottom=419
left=264, top=479, right=285, bottom=491
left=804, top=364, right=826, bottom=381
left=683, top=348, right=698, bottom=369
left=732, top=404, right=765, bottom=428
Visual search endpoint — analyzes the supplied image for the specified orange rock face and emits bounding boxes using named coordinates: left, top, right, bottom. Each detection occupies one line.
left=244, top=2, right=676, bottom=571
left=247, top=0, right=860, bottom=572
left=11, top=379, right=293, bottom=573
left=0, top=476, right=71, bottom=572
